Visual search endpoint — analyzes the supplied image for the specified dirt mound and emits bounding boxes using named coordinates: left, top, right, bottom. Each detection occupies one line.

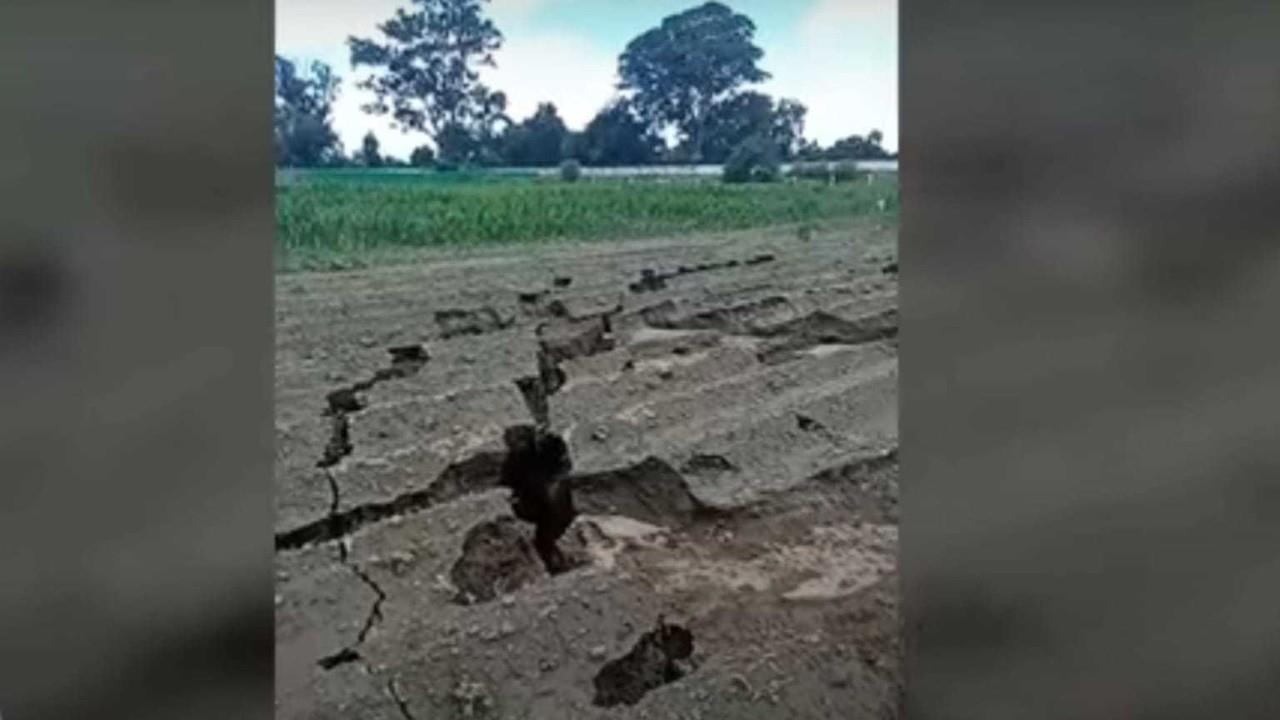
left=593, top=617, right=696, bottom=707
left=449, top=517, right=547, bottom=605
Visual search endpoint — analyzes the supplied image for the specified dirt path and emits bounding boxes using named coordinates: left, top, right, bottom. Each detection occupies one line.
left=275, top=218, right=900, bottom=719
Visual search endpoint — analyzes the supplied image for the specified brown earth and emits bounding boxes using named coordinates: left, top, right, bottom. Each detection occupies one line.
left=275, top=219, right=900, bottom=719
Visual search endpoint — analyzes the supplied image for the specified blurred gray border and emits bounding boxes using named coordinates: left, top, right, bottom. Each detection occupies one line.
left=902, top=1, right=1280, bottom=718
left=0, top=1, right=274, bottom=718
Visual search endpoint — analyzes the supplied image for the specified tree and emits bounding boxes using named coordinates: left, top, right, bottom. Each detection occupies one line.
left=409, top=144, right=436, bottom=167
left=274, top=55, right=344, bottom=167
left=360, top=131, right=384, bottom=167
left=349, top=0, right=505, bottom=149
left=770, top=98, right=807, bottom=159
left=618, top=2, right=769, bottom=163
left=698, top=90, right=772, bottom=163
left=825, top=130, right=891, bottom=160
left=795, top=139, right=824, bottom=161
left=578, top=99, right=664, bottom=166
left=499, top=102, right=568, bottom=166
left=695, top=92, right=806, bottom=163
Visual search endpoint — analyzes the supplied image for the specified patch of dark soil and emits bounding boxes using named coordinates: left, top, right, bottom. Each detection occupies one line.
left=518, top=290, right=547, bottom=305
left=276, top=450, right=506, bottom=552
left=571, top=457, right=707, bottom=528
left=436, top=307, right=514, bottom=339
left=449, top=516, right=548, bottom=604
left=746, top=253, right=776, bottom=266
left=592, top=617, right=696, bottom=707
left=553, top=276, right=572, bottom=287
left=882, top=261, right=898, bottom=275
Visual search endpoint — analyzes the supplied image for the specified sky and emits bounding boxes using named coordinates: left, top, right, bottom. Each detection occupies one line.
left=276, top=0, right=897, bottom=160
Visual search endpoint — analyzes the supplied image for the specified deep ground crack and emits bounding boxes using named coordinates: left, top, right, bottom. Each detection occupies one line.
left=276, top=451, right=505, bottom=551
left=318, top=344, right=429, bottom=469
left=629, top=254, right=776, bottom=294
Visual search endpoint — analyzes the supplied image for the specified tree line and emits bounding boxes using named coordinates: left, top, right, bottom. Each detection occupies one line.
left=274, top=0, right=894, bottom=169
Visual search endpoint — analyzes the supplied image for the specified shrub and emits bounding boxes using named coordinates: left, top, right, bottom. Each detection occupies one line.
left=723, top=134, right=781, bottom=184
left=559, top=158, right=582, bottom=182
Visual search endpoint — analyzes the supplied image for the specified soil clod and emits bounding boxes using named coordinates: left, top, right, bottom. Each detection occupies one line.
left=450, top=517, right=547, bottom=604
left=592, top=616, right=696, bottom=707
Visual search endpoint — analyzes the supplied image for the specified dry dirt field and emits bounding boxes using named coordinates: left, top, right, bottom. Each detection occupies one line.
left=275, top=218, right=900, bottom=719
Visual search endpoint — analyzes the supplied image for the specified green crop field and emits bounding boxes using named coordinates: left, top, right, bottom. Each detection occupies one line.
left=275, top=171, right=899, bottom=272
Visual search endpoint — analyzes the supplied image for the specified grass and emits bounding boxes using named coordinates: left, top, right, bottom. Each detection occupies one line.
left=275, top=171, right=899, bottom=273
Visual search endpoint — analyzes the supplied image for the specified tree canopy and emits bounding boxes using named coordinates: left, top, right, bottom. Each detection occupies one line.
left=359, top=131, right=384, bottom=167
left=577, top=99, right=664, bottom=166
left=348, top=0, right=506, bottom=145
left=279, top=1, right=894, bottom=169
left=274, top=55, right=343, bottom=167
left=618, top=2, right=770, bottom=162
left=499, top=103, right=569, bottom=167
